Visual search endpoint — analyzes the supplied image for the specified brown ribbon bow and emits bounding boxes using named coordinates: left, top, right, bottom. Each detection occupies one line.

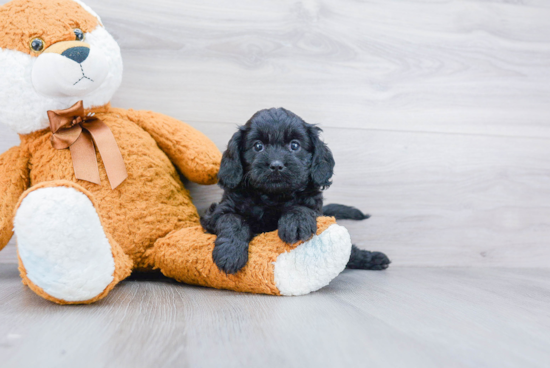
left=47, top=101, right=128, bottom=189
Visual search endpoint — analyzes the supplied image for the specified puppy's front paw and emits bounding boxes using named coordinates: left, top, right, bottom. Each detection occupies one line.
left=278, top=213, right=317, bottom=244
left=212, top=237, right=249, bottom=274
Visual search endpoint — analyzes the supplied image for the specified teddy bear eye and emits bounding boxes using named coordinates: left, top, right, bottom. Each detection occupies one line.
left=74, top=28, right=85, bottom=41
left=30, top=38, right=45, bottom=52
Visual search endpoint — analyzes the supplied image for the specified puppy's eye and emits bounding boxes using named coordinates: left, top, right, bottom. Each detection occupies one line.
left=253, top=142, right=264, bottom=152
left=289, top=141, right=301, bottom=151
left=74, top=28, right=85, bottom=41
left=30, top=38, right=45, bottom=53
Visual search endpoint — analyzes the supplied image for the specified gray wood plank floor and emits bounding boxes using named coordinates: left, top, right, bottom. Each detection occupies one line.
left=1, top=0, right=549, bottom=367
left=1, top=264, right=549, bottom=368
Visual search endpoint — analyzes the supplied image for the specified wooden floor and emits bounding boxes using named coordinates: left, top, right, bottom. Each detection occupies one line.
left=1, top=0, right=549, bottom=367
left=0, top=263, right=549, bottom=368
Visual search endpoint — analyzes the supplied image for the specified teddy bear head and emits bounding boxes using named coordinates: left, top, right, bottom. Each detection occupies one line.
left=0, top=0, right=123, bottom=134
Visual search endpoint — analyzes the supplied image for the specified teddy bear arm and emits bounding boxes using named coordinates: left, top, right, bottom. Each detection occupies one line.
left=128, top=110, right=222, bottom=185
left=153, top=217, right=352, bottom=296
left=0, top=146, right=30, bottom=251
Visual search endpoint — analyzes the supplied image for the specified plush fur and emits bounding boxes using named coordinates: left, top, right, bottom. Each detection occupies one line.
left=15, top=186, right=116, bottom=302
left=0, top=0, right=354, bottom=304
left=273, top=223, right=352, bottom=296
left=0, top=0, right=122, bottom=134
left=201, top=108, right=390, bottom=274
left=156, top=216, right=350, bottom=296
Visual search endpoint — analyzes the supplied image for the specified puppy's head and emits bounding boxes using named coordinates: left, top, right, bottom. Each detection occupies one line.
left=218, top=108, right=335, bottom=194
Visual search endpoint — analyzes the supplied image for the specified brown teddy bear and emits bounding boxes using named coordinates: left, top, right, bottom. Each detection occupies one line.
left=0, top=0, right=352, bottom=304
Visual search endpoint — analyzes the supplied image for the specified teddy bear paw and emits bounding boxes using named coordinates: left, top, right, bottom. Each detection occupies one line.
left=14, top=186, right=115, bottom=302
left=273, top=224, right=352, bottom=296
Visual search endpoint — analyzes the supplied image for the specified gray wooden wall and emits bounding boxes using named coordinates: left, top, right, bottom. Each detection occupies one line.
left=1, top=0, right=549, bottom=267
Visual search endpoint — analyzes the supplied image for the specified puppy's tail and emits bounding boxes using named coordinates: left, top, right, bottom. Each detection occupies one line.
left=322, top=204, right=370, bottom=220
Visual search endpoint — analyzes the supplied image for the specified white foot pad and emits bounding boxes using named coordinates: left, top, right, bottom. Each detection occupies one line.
left=273, top=224, right=352, bottom=296
left=15, top=187, right=115, bottom=302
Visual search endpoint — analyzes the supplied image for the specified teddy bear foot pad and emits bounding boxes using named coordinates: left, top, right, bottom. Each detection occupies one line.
left=274, top=224, right=352, bottom=296
left=15, top=185, right=116, bottom=302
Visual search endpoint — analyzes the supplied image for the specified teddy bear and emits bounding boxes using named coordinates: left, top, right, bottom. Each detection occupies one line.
left=0, top=0, right=353, bottom=304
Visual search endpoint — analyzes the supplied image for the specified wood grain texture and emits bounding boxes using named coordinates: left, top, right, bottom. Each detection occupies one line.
left=1, top=0, right=549, bottom=267
left=100, top=0, right=550, bottom=138
left=1, top=264, right=549, bottom=368
left=1, top=1, right=550, bottom=366
left=0, top=244, right=16, bottom=264
left=4, top=0, right=549, bottom=137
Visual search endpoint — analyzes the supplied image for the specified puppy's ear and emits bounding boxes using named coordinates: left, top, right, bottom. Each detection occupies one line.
left=309, top=126, right=335, bottom=189
left=218, top=128, right=245, bottom=189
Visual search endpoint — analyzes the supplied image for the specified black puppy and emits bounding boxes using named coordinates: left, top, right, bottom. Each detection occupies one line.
left=201, top=108, right=390, bottom=274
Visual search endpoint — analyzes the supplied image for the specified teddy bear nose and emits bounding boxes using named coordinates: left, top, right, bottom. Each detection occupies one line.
left=61, top=46, right=90, bottom=64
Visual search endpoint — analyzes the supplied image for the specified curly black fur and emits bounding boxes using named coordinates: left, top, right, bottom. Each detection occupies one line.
left=201, top=108, right=390, bottom=274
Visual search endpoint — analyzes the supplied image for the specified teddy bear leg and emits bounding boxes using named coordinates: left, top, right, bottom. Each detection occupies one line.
left=14, top=181, right=132, bottom=305
left=153, top=217, right=352, bottom=296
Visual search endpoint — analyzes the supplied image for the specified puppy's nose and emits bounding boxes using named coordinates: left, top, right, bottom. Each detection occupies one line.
left=61, top=46, right=90, bottom=64
left=269, top=160, right=285, bottom=172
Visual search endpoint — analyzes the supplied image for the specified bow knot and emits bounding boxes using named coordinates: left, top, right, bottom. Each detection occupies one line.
left=71, top=116, right=84, bottom=127
left=47, top=101, right=128, bottom=189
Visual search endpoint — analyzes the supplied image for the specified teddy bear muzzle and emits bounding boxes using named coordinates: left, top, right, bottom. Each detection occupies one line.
left=31, top=40, right=109, bottom=98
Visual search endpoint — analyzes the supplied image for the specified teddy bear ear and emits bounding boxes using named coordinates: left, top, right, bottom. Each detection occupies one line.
left=72, top=0, right=103, bottom=25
